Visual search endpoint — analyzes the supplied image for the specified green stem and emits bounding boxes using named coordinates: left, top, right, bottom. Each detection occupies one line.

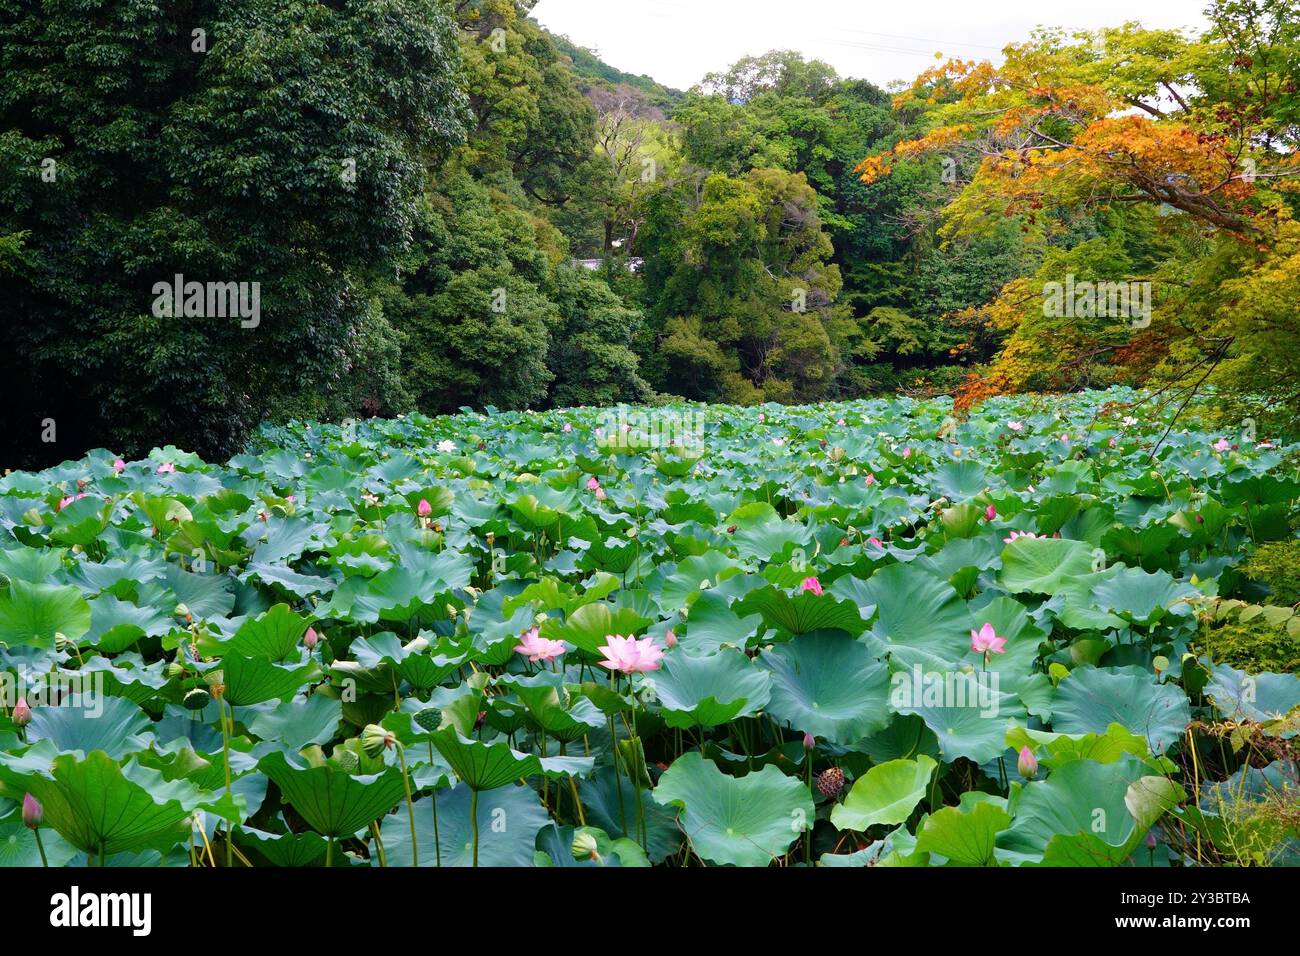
left=221, top=699, right=234, bottom=868
left=396, top=744, right=418, bottom=868
left=470, top=787, right=480, bottom=867
left=326, top=835, right=334, bottom=868
left=34, top=829, right=48, bottom=867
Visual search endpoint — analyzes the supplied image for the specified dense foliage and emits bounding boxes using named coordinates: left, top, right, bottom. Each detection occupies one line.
left=7, top=0, right=1297, bottom=471
left=0, top=390, right=1297, bottom=867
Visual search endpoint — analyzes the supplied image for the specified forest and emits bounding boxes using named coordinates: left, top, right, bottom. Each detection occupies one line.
left=4, top=0, right=1296, bottom=470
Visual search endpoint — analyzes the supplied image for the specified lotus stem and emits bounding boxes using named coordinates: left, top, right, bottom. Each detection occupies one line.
left=34, top=829, right=48, bottom=867
left=396, top=743, right=418, bottom=868
left=470, top=787, right=480, bottom=867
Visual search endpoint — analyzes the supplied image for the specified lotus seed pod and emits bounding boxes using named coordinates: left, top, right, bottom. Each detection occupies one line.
left=183, top=687, right=212, bottom=710
left=413, top=708, right=443, bottom=733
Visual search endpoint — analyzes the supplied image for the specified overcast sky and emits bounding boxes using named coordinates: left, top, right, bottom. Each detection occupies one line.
left=530, top=0, right=1209, bottom=91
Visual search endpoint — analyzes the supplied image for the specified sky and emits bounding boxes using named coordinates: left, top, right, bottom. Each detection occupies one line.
left=530, top=0, right=1210, bottom=91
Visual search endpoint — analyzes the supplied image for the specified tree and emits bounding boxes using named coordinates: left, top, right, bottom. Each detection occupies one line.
left=639, top=167, right=845, bottom=403
left=0, top=0, right=467, bottom=468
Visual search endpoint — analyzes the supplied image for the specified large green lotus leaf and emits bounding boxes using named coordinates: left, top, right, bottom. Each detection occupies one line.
left=732, top=585, right=867, bottom=637
left=1006, top=723, right=1155, bottom=769
left=0, top=747, right=203, bottom=855
left=653, top=753, right=813, bottom=867
left=580, top=767, right=683, bottom=864
left=500, top=674, right=605, bottom=742
left=1203, top=663, right=1300, bottom=728
left=248, top=694, right=342, bottom=751
left=931, top=459, right=990, bottom=499
left=659, top=552, right=737, bottom=611
left=237, top=826, right=330, bottom=867
left=349, top=631, right=469, bottom=691
left=258, top=751, right=406, bottom=838
left=914, top=801, right=1012, bottom=866
left=681, top=589, right=762, bottom=653
left=652, top=647, right=771, bottom=729
left=48, top=495, right=111, bottom=547
left=891, top=669, right=1027, bottom=764
left=1089, top=567, right=1197, bottom=625
left=207, top=654, right=320, bottom=706
left=85, top=594, right=172, bottom=653
left=164, top=565, right=235, bottom=619
left=378, top=783, right=549, bottom=867
left=858, top=563, right=967, bottom=653
left=224, top=603, right=310, bottom=662
left=544, top=601, right=652, bottom=656
left=430, top=728, right=592, bottom=791
left=830, top=755, right=937, bottom=832
left=0, top=580, right=91, bottom=650
left=998, top=537, right=1095, bottom=594
left=1052, top=665, right=1190, bottom=753
left=0, top=814, right=81, bottom=867
left=732, top=517, right=812, bottom=563
left=997, top=756, right=1183, bottom=866
left=27, top=695, right=152, bottom=759
left=759, top=631, right=891, bottom=743
left=857, top=713, right=942, bottom=763
left=0, top=547, right=64, bottom=584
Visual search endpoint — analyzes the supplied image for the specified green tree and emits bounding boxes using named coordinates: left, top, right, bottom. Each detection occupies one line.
left=0, top=0, right=466, bottom=468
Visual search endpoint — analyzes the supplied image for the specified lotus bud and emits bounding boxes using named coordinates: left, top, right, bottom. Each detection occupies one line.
left=803, top=731, right=815, bottom=750
left=571, top=831, right=600, bottom=861
left=664, top=630, right=678, bottom=648
left=417, top=499, right=432, bottom=518
left=361, top=723, right=396, bottom=758
left=304, top=626, right=320, bottom=650
left=22, top=793, right=42, bottom=829
left=1017, top=745, right=1038, bottom=780
left=12, top=697, right=32, bottom=727
left=985, top=504, right=997, bottom=521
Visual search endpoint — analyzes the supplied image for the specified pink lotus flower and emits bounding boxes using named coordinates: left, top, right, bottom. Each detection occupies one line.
left=758, top=413, right=765, bottom=423
left=868, top=536, right=883, bottom=547
left=1213, top=437, right=1231, bottom=453
left=1108, top=437, right=1117, bottom=448
left=984, top=504, right=997, bottom=521
left=304, top=627, right=320, bottom=650
left=156, top=462, right=176, bottom=475
left=664, top=630, right=678, bottom=648
left=416, top=498, right=432, bottom=518
left=562, top=422, right=572, bottom=433
left=970, top=623, right=1007, bottom=656
left=1007, top=421, right=1023, bottom=432
left=597, top=634, right=663, bottom=674
left=1017, top=746, right=1038, bottom=779
left=864, top=474, right=877, bottom=486
left=113, top=458, right=126, bottom=473
left=515, top=627, right=566, bottom=663
left=1003, top=530, right=1042, bottom=543
left=803, top=732, right=815, bottom=750
left=21, top=793, right=42, bottom=829
left=801, top=576, right=823, bottom=596
left=836, top=418, right=846, bottom=426
left=902, top=448, right=912, bottom=459
left=12, top=696, right=31, bottom=727
left=1059, top=433, right=1070, bottom=444
left=586, top=476, right=601, bottom=491
left=594, top=487, right=606, bottom=501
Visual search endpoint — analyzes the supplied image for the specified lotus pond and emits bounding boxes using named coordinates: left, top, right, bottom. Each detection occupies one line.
left=1, top=388, right=1298, bottom=867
